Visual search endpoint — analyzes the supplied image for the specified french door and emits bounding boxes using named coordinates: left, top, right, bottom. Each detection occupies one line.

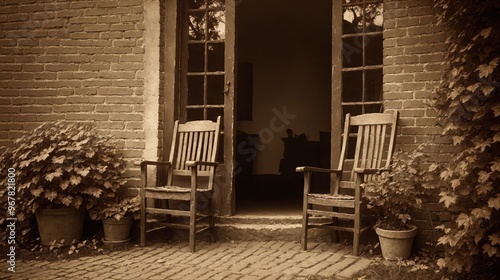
left=177, top=0, right=236, bottom=215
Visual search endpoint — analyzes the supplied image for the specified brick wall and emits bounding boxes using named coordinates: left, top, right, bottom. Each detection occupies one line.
left=0, top=0, right=146, bottom=186
left=383, top=0, right=452, bottom=248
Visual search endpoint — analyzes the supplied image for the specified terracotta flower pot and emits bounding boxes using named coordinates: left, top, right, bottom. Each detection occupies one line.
left=102, top=216, right=133, bottom=243
left=375, top=225, right=417, bottom=260
left=35, top=207, right=85, bottom=246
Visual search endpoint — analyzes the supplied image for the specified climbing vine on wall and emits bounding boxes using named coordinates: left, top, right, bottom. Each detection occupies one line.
left=432, top=0, right=500, bottom=274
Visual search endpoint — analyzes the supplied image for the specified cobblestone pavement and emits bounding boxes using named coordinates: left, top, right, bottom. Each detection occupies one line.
left=1, top=241, right=372, bottom=280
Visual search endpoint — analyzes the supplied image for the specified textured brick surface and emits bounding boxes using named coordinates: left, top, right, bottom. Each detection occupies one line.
left=0, top=0, right=145, bottom=174
left=0, top=241, right=372, bottom=280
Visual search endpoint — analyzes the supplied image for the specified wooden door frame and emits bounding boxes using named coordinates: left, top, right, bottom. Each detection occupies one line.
left=164, top=0, right=236, bottom=216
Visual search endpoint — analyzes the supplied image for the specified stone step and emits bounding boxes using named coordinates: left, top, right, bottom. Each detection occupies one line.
left=215, top=214, right=331, bottom=242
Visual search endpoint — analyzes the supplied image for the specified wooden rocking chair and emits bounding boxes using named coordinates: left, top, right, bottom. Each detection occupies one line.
left=296, top=111, right=398, bottom=256
left=140, top=116, right=221, bottom=252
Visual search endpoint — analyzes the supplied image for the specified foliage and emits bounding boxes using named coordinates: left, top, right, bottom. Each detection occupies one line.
left=432, top=0, right=500, bottom=274
left=362, top=146, right=440, bottom=230
left=0, top=121, right=128, bottom=245
left=88, top=195, right=140, bottom=221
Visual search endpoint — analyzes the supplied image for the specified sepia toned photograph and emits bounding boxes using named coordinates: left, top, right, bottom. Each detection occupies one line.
left=0, top=0, right=498, bottom=279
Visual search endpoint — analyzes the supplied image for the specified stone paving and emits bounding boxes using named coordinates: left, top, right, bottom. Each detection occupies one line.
left=1, top=241, right=372, bottom=280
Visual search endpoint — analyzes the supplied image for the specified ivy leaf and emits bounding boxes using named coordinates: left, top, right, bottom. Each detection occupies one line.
left=60, top=180, right=70, bottom=190
left=456, top=213, right=470, bottom=228
left=487, top=195, right=500, bottom=209
left=31, top=187, right=43, bottom=197
left=471, top=207, right=491, bottom=220
left=44, top=168, right=63, bottom=182
left=440, top=193, right=457, bottom=208
left=493, top=104, right=500, bottom=117
left=60, top=195, right=73, bottom=206
left=481, top=86, right=495, bottom=96
left=69, top=175, right=81, bottom=186
left=44, top=190, right=57, bottom=201
left=104, top=181, right=113, bottom=189
left=475, top=231, right=484, bottom=244
left=451, top=179, right=461, bottom=189
left=490, top=234, right=500, bottom=246
left=475, top=183, right=493, bottom=195
left=491, top=159, right=500, bottom=172
left=482, top=244, right=498, bottom=257
left=477, top=64, right=494, bottom=78
left=76, top=167, right=91, bottom=177
left=452, top=136, right=465, bottom=145
left=477, top=171, right=491, bottom=183
left=477, top=57, right=499, bottom=78
left=493, top=132, right=500, bottom=143
left=52, top=155, right=66, bottom=164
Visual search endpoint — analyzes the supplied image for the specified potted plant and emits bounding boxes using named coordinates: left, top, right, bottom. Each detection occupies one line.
left=362, top=145, right=439, bottom=260
left=0, top=121, right=127, bottom=247
left=89, top=194, right=140, bottom=245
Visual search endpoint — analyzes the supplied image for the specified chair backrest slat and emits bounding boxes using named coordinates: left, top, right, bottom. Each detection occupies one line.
left=337, top=111, right=399, bottom=191
left=166, top=117, right=221, bottom=190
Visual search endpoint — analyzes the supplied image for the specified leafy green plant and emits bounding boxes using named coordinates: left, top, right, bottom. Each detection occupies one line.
left=362, top=146, right=440, bottom=230
left=88, top=195, right=140, bottom=221
left=431, top=0, right=500, bottom=274
left=0, top=121, right=128, bottom=245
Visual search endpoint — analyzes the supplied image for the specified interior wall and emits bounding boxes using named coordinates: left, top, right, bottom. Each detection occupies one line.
left=236, top=0, right=332, bottom=174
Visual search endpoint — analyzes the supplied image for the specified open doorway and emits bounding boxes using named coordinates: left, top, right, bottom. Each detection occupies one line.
left=235, top=0, right=332, bottom=215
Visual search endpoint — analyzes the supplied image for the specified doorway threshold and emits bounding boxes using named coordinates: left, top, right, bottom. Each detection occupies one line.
left=235, top=199, right=302, bottom=217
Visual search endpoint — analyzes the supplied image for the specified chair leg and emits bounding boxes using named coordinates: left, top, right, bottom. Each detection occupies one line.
left=301, top=207, right=309, bottom=250
left=353, top=230, right=360, bottom=256
left=331, top=215, right=339, bottom=243
left=353, top=211, right=361, bottom=256
left=140, top=197, right=147, bottom=247
left=189, top=199, right=196, bottom=253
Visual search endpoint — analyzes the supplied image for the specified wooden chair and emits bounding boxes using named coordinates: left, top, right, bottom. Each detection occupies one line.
left=140, top=116, right=221, bottom=252
left=296, top=111, right=398, bottom=256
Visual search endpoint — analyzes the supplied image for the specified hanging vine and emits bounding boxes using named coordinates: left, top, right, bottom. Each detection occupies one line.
left=431, top=0, right=500, bottom=274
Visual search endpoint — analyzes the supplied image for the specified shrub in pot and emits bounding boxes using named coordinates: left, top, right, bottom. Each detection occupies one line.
left=362, top=145, right=440, bottom=260
left=89, top=194, right=140, bottom=244
left=0, top=121, right=127, bottom=246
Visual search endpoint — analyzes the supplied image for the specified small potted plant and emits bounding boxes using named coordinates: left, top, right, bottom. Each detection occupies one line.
left=89, top=193, right=140, bottom=245
left=362, top=145, right=439, bottom=260
left=0, top=121, right=127, bottom=247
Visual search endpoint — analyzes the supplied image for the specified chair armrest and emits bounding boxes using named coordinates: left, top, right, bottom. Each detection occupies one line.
left=139, top=160, right=172, bottom=167
left=296, top=166, right=342, bottom=173
left=186, top=161, right=220, bottom=167
left=354, top=168, right=389, bottom=174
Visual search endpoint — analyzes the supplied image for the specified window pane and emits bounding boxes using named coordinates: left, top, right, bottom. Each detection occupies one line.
left=189, top=12, right=206, bottom=40
left=187, top=108, right=204, bottom=121
left=207, top=107, right=224, bottom=122
left=207, top=43, right=224, bottom=72
left=342, top=36, right=363, bottom=68
left=208, top=0, right=224, bottom=8
left=365, top=34, right=383, bottom=65
left=188, top=75, right=204, bottom=105
left=189, top=0, right=207, bottom=10
left=365, top=69, right=383, bottom=101
left=188, top=43, right=205, bottom=72
left=365, top=3, right=383, bottom=32
left=207, top=75, right=224, bottom=105
left=208, top=10, right=225, bottom=40
left=343, top=5, right=363, bottom=34
left=365, top=104, right=383, bottom=114
left=342, top=71, right=362, bottom=102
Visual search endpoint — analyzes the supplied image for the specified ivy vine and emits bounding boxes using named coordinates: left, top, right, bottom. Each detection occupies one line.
left=432, top=0, right=500, bottom=274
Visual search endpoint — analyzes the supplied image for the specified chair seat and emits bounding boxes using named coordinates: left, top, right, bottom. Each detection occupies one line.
left=308, top=193, right=354, bottom=200
left=145, top=186, right=212, bottom=193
